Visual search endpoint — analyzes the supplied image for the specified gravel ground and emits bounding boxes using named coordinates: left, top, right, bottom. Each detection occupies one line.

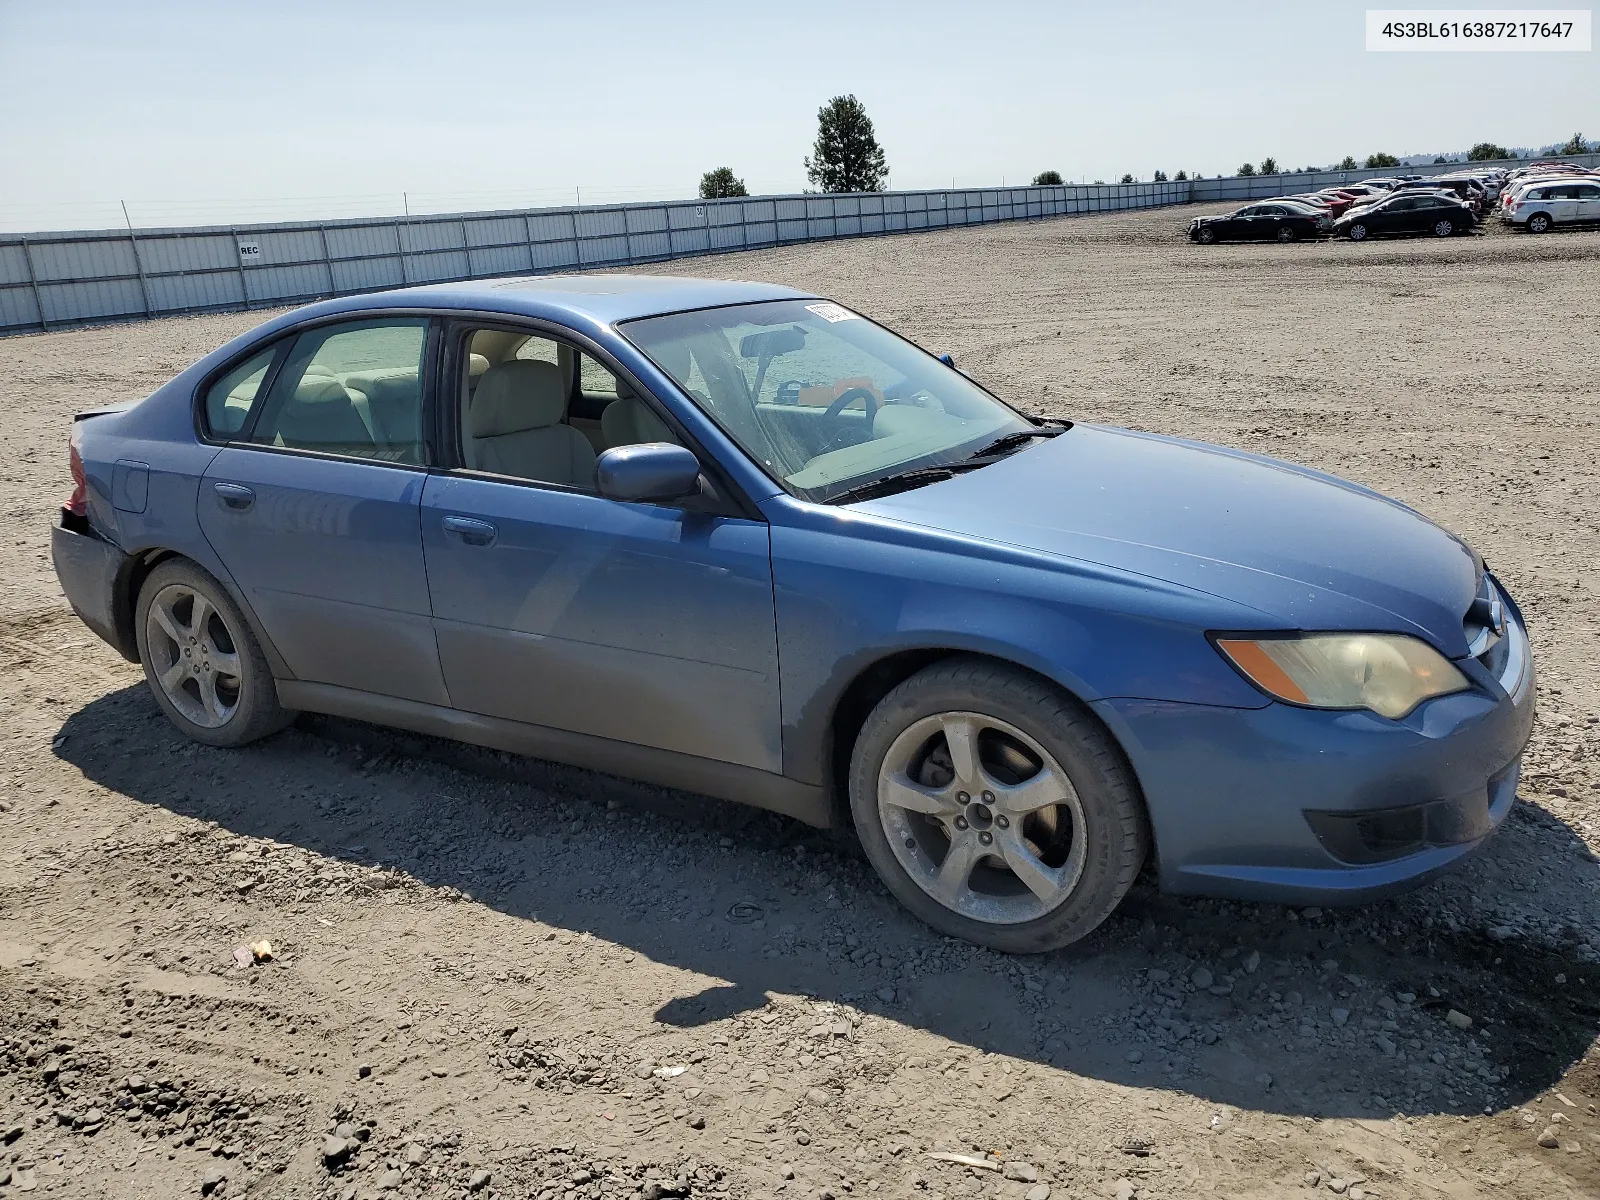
left=1, top=205, right=1597, bottom=1199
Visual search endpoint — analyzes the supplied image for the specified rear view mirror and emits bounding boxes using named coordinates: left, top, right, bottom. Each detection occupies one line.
left=596, top=443, right=702, bottom=504
left=738, top=326, right=806, bottom=360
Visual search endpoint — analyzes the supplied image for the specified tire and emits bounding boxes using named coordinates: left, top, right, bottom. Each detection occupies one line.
left=1347, top=223, right=1368, bottom=241
left=1197, top=227, right=1216, bottom=245
left=847, top=657, right=1148, bottom=954
left=135, top=558, right=291, bottom=748
left=1526, top=212, right=1551, bottom=234
left=1276, top=226, right=1296, bottom=243
left=1432, top=219, right=1456, bottom=237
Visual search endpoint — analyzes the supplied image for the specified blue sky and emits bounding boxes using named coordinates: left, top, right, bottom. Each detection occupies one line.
left=0, top=0, right=1593, bottom=229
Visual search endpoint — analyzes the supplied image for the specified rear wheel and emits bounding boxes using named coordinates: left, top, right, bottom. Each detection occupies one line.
left=1526, top=212, right=1551, bottom=234
left=848, top=658, right=1147, bottom=953
left=1276, top=226, right=1296, bottom=243
left=1432, top=218, right=1456, bottom=237
left=135, top=559, right=290, bottom=747
left=1348, top=222, right=1369, bottom=241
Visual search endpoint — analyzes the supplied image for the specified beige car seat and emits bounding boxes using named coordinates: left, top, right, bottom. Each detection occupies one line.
left=468, top=360, right=596, bottom=488
left=600, top=379, right=679, bottom=448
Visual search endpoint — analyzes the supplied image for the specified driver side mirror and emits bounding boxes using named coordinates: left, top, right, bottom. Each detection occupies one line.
left=937, top=352, right=955, bottom=368
left=596, top=443, right=702, bottom=504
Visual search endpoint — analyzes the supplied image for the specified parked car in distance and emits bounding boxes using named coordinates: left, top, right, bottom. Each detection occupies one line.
left=1334, top=192, right=1475, bottom=240
left=1189, top=203, right=1330, bottom=243
left=1394, top=178, right=1486, bottom=214
left=52, top=277, right=1533, bottom=953
left=1502, top=179, right=1600, bottom=232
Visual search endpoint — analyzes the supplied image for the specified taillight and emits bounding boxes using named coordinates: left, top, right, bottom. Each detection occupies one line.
left=67, top=425, right=87, bottom=518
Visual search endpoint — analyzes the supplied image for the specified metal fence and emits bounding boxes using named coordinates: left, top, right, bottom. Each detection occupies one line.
left=5, top=150, right=1598, bottom=338
left=0, top=182, right=1186, bottom=336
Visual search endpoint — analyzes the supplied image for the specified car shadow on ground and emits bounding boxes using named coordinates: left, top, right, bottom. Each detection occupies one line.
left=53, top=684, right=1600, bottom=1124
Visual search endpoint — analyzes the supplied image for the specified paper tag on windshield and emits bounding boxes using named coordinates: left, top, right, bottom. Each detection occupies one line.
left=805, top=302, right=860, bottom=323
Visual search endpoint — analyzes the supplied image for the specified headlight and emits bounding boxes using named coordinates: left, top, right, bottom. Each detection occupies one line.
left=1215, top=633, right=1470, bottom=719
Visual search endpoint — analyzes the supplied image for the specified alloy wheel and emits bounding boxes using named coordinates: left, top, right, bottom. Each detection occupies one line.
left=1433, top=219, right=1454, bottom=237
left=877, top=711, right=1088, bottom=925
left=144, top=583, right=244, bottom=728
left=1349, top=224, right=1368, bottom=241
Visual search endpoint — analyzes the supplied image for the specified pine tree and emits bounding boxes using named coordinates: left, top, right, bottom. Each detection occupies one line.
left=698, top=168, right=748, bottom=199
left=1259, top=157, right=1278, bottom=175
left=1559, top=132, right=1589, bottom=155
left=1237, top=163, right=1256, bottom=177
left=804, top=96, right=888, bottom=193
left=1153, top=170, right=1168, bottom=182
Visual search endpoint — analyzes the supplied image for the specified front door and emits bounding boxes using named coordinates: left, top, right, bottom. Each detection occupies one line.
left=421, top=475, right=782, bottom=772
left=198, top=316, right=449, bottom=705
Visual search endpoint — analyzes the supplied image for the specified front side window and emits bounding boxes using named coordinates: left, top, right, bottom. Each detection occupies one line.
left=248, top=318, right=429, bottom=464
left=621, top=299, right=1032, bottom=502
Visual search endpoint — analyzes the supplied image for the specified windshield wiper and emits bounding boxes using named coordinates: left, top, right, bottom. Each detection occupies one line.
left=824, top=419, right=1071, bottom=506
left=965, top=422, right=1068, bottom=462
left=824, top=465, right=967, bottom=505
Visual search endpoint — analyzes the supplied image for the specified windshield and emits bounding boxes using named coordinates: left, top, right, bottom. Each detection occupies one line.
left=619, top=299, right=1033, bottom=502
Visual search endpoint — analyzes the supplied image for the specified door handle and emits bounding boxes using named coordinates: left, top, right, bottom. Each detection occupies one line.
left=442, top=515, right=497, bottom=547
left=213, top=482, right=254, bottom=511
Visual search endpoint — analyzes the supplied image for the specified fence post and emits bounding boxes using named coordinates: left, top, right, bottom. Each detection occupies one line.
left=318, top=225, right=334, bottom=296
left=20, top=238, right=48, bottom=331
left=229, top=227, right=251, bottom=310
left=396, top=220, right=411, bottom=285
left=120, top=201, right=153, bottom=317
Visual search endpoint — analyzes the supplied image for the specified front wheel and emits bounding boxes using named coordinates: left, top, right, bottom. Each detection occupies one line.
left=1196, top=227, right=1217, bottom=245
left=848, top=658, right=1148, bottom=953
left=1276, top=226, right=1296, bottom=243
left=1433, top=219, right=1456, bottom=237
left=135, top=559, right=291, bottom=747
left=1347, top=222, right=1369, bottom=241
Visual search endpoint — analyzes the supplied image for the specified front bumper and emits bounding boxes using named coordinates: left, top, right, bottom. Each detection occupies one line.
left=51, top=512, right=137, bottom=661
left=1094, top=601, right=1535, bottom=905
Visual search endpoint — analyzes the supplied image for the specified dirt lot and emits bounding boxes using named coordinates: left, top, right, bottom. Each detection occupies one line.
left=1, top=206, right=1598, bottom=1200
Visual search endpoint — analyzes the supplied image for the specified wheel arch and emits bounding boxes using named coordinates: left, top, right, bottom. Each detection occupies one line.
left=116, top=546, right=294, bottom=680
left=823, top=647, right=1151, bottom=836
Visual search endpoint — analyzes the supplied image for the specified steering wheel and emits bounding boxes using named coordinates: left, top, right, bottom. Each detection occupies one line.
left=820, top=387, right=881, bottom=451
left=822, top=386, right=880, bottom=424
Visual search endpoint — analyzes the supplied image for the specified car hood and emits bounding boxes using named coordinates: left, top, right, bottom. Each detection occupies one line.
left=856, top=425, right=1481, bottom=655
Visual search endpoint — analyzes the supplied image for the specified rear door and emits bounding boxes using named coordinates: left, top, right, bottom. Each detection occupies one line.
left=1574, top=183, right=1600, bottom=222
left=198, top=316, right=450, bottom=705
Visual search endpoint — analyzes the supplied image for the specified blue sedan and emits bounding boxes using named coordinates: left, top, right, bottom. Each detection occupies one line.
left=51, top=276, right=1534, bottom=952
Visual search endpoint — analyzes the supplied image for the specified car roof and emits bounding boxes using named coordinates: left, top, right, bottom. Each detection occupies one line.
left=265, top=274, right=819, bottom=331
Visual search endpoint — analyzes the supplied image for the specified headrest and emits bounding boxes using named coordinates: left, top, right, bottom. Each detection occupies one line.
left=471, top=359, right=566, bottom=437
left=468, top=353, right=490, bottom=378
left=293, top=375, right=352, bottom=405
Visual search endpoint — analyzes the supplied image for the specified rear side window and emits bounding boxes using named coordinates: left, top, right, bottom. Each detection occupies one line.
left=246, top=319, right=429, bottom=464
left=203, top=345, right=277, bottom=436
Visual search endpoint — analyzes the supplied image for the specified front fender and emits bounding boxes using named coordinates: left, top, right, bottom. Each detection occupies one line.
left=765, top=499, right=1271, bottom=786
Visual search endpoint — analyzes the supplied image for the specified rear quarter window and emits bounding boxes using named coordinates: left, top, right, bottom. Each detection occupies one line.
left=203, top=345, right=277, bottom=437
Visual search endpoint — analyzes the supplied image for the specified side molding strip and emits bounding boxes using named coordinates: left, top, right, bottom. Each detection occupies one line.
left=277, top=680, right=834, bottom=829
